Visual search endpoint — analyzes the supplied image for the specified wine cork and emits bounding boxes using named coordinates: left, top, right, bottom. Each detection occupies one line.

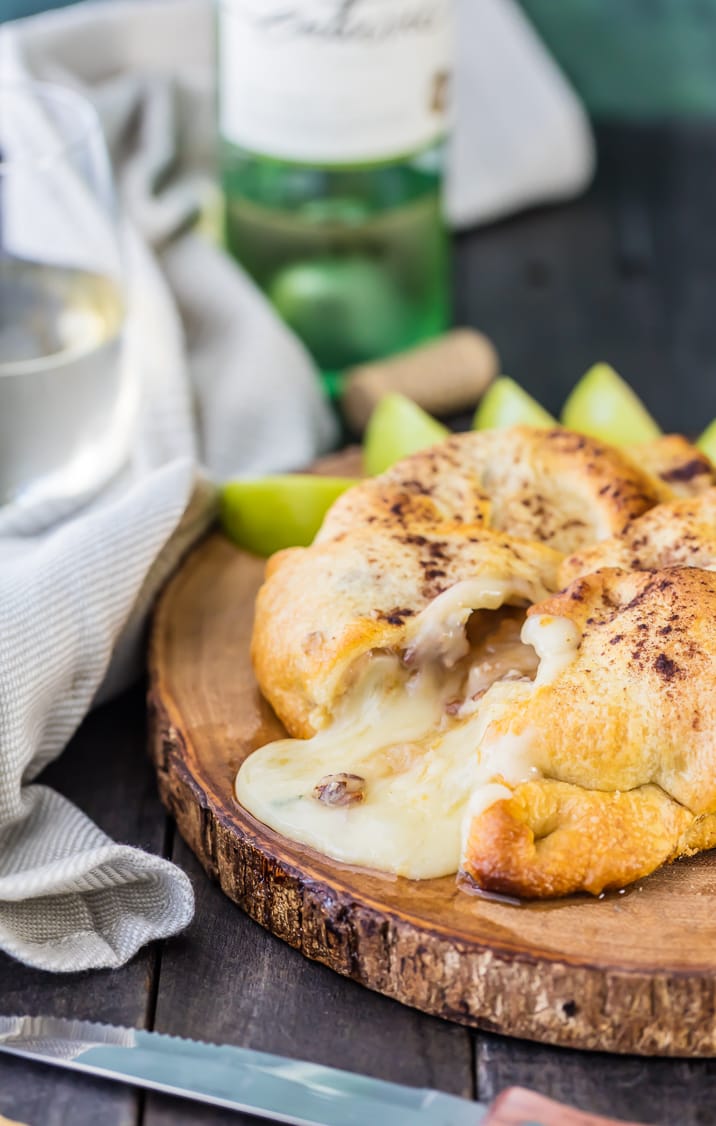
left=340, top=328, right=499, bottom=433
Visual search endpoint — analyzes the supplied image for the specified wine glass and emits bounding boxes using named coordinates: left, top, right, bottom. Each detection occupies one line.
left=0, top=81, right=134, bottom=510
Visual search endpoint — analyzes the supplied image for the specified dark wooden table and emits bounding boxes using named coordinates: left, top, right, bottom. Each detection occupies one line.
left=2, top=124, right=716, bottom=1126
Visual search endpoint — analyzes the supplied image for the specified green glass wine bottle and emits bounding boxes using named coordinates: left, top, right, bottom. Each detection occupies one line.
left=216, top=0, right=453, bottom=394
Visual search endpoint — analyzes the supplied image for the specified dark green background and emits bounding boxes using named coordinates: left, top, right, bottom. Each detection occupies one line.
left=520, top=0, right=716, bottom=118
left=1, top=0, right=69, bottom=20
left=4, top=0, right=716, bottom=119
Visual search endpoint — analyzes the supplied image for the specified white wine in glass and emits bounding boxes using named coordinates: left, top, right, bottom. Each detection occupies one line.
left=0, top=82, right=134, bottom=509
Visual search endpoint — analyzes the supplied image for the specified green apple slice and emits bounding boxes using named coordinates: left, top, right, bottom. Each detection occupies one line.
left=473, top=376, right=556, bottom=430
left=363, top=392, right=449, bottom=476
left=220, top=475, right=358, bottom=556
left=561, top=363, right=661, bottom=445
left=696, top=419, right=716, bottom=465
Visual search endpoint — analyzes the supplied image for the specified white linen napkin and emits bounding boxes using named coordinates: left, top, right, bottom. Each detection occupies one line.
left=0, top=0, right=594, bottom=972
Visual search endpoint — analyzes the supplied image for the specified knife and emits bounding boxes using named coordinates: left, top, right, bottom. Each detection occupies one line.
left=0, top=1015, right=645, bottom=1125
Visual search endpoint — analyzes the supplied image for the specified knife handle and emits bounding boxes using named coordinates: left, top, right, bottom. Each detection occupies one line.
left=484, top=1087, right=646, bottom=1126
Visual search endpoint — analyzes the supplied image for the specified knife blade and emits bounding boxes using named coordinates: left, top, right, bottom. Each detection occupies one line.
left=0, top=1015, right=645, bottom=1125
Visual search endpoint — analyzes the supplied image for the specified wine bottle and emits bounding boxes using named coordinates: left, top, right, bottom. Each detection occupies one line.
left=216, top=0, right=453, bottom=393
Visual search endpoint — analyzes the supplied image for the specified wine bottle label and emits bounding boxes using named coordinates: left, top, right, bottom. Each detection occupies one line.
left=218, top=0, right=452, bottom=164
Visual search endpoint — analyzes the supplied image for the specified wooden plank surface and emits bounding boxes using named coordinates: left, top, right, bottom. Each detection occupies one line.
left=476, top=1035, right=716, bottom=1126
left=143, top=838, right=473, bottom=1126
left=454, top=123, right=716, bottom=437
left=0, top=691, right=162, bottom=1126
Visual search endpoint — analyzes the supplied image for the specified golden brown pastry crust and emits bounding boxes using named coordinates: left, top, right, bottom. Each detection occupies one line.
left=317, top=427, right=662, bottom=553
left=560, top=488, right=716, bottom=586
left=625, top=434, right=716, bottom=498
left=463, top=567, right=716, bottom=897
left=463, top=780, right=694, bottom=898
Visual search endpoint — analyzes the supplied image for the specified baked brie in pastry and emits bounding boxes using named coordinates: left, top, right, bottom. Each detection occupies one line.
left=237, top=426, right=716, bottom=897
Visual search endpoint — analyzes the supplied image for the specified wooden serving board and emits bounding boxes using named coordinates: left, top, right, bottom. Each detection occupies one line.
left=148, top=532, right=716, bottom=1059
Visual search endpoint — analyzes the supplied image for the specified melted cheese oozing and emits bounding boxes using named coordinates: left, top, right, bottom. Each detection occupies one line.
left=521, top=613, right=581, bottom=685
left=237, top=655, right=482, bottom=878
left=237, top=613, right=581, bottom=880
left=405, top=577, right=514, bottom=667
left=457, top=614, right=583, bottom=844
left=463, top=615, right=538, bottom=701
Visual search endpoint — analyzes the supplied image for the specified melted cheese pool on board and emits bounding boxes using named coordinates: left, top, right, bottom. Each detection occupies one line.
left=236, top=611, right=581, bottom=880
